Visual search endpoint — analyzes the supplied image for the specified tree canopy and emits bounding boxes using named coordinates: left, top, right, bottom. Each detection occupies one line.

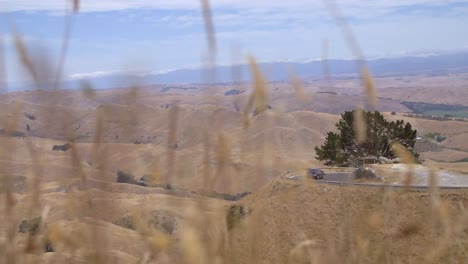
left=315, top=110, right=418, bottom=166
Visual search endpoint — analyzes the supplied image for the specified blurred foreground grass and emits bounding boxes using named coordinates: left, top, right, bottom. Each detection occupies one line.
left=1, top=1, right=467, bottom=263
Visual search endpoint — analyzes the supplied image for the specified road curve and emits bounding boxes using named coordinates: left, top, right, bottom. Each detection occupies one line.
left=283, top=170, right=468, bottom=190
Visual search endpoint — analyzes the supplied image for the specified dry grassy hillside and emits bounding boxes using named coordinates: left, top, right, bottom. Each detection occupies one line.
left=441, top=133, right=468, bottom=152
left=385, top=113, right=468, bottom=135
left=1, top=89, right=466, bottom=193
left=4, top=189, right=228, bottom=263
left=228, top=178, right=468, bottom=264
left=382, top=113, right=468, bottom=170
left=319, top=73, right=468, bottom=106
left=1, top=84, right=467, bottom=264
left=0, top=87, right=344, bottom=194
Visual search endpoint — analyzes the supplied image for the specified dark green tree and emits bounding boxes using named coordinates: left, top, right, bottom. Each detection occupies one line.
left=315, top=110, right=419, bottom=166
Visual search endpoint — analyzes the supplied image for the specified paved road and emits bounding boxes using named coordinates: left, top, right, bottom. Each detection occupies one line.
left=284, top=171, right=468, bottom=190
left=322, top=173, right=354, bottom=182
left=285, top=172, right=352, bottom=182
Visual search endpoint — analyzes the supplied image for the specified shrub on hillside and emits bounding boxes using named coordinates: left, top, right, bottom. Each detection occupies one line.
left=52, top=143, right=72, bottom=151
left=224, top=89, right=244, bottom=96
left=116, top=170, right=139, bottom=185
left=0, top=129, right=26, bottom=138
left=226, top=205, right=247, bottom=230
left=113, top=216, right=136, bottom=230
left=199, top=190, right=251, bottom=201
left=18, top=216, right=42, bottom=235
left=43, top=236, right=54, bottom=252
left=114, top=210, right=180, bottom=235
left=24, top=112, right=36, bottom=120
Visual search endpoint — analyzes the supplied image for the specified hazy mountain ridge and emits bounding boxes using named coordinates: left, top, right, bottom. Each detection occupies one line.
left=63, top=52, right=468, bottom=89
left=7, top=52, right=468, bottom=91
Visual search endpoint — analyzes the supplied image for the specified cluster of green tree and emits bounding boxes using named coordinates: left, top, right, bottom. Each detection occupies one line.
left=401, top=101, right=468, bottom=115
left=315, top=110, right=419, bottom=167
left=424, top=132, right=447, bottom=142
left=116, top=171, right=250, bottom=201
left=199, top=190, right=251, bottom=201
left=404, top=113, right=468, bottom=122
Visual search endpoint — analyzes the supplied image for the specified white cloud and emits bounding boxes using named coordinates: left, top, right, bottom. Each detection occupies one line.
left=67, top=69, right=154, bottom=79
left=68, top=70, right=122, bottom=79
left=1, top=0, right=467, bottom=14
left=67, top=68, right=177, bottom=80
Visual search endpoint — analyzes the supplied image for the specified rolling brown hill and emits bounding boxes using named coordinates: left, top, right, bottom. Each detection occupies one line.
left=228, top=178, right=468, bottom=264
left=1, top=84, right=467, bottom=264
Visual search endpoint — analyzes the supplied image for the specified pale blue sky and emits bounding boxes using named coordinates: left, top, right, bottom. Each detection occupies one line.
left=1, top=0, right=468, bottom=85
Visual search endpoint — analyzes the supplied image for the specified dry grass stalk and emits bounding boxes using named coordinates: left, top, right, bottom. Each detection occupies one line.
left=353, top=108, right=367, bottom=144
left=322, top=0, right=378, bottom=109
left=165, top=103, right=179, bottom=185
left=247, top=56, right=269, bottom=116
left=289, top=69, right=310, bottom=104
left=391, top=142, right=417, bottom=191
left=0, top=1, right=466, bottom=264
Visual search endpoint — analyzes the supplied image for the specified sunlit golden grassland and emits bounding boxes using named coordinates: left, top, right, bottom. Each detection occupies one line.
left=1, top=1, right=468, bottom=264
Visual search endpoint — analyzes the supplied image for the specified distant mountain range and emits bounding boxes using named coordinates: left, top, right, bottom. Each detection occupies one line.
left=10, top=52, right=468, bottom=91
left=153, top=52, right=468, bottom=84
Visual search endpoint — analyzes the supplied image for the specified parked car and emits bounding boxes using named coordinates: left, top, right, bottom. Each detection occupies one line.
left=307, top=168, right=325, bottom=180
